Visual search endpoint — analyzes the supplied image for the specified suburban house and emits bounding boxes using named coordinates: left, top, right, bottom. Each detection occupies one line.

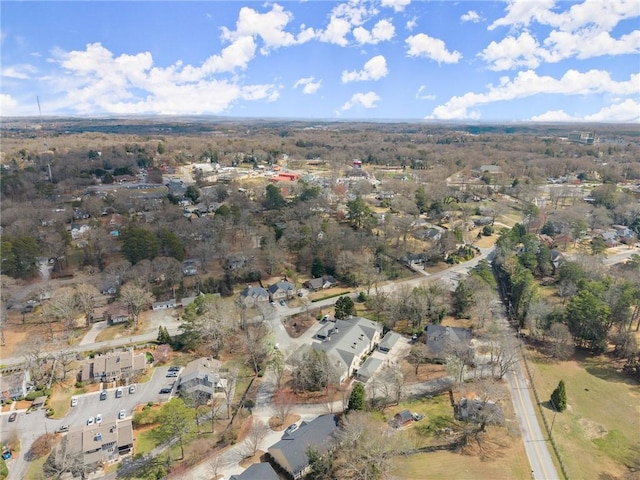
left=239, top=286, right=269, bottom=306
left=423, top=325, right=473, bottom=362
left=473, top=164, right=503, bottom=176
left=152, top=299, right=176, bottom=310
left=229, top=463, right=280, bottom=480
left=104, top=305, right=130, bottom=325
left=313, top=316, right=383, bottom=382
left=400, top=252, right=429, bottom=268
left=303, top=275, right=338, bottom=291
left=59, top=418, right=134, bottom=469
left=268, top=415, right=340, bottom=479
left=268, top=280, right=296, bottom=300
left=176, top=357, right=226, bottom=402
left=79, top=350, right=146, bottom=383
left=0, top=370, right=32, bottom=401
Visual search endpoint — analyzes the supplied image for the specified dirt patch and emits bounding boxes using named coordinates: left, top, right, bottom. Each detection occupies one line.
left=268, top=414, right=301, bottom=431
left=578, top=417, right=608, bottom=439
left=283, top=314, right=316, bottom=338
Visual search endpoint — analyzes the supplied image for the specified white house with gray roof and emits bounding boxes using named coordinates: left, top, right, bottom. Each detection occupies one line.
left=312, top=316, right=383, bottom=382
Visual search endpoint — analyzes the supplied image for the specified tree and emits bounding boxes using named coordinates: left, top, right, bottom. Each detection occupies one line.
left=292, top=349, right=340, bottom=393
left=157, top=326, right=171, bottom=345
left=547, top=323, right=574, bottom=360
left=157, top=229, right=185, bottom=261
left=179, top=294, right=233, bottom=353
left=565, top=288, right=610, bottom=352
left=550, top=380, right=567, bottom=412
left=119, top=283, right=153, bottom=329
left=120, top=227, right=159, bottom=265
left=273, top=389, right=296, bottom=426
left=348, top=383, right=365, bottom=411
left=334, top=411, right=405, bottom=480
left=346, top=196, right=375, bottom=230
left=74, top=284, right=99, bottom=327
left=243, top=418, right=268, bottom=457
left=152, top=398, right=196, bottom=460
left=407, top=342, right=430, bottom=375
left=306, top=445, right=336, bottom=480
left=31, top=433, right=57, bottom=459
left=334, top=296, right=355, bottom=320
left=243, top=322, right=271, bottom=375
left=44, top=436, right=91, bottom=480
left=264, top=184, right=286, bottom=210
left=184, top=185, right=201, bottom=203
left=452, top=280, right=475, bottom=319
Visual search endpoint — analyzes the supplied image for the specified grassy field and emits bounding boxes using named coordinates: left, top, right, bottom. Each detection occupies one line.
left=528, top=351, right=640, bottom=479
left=24, top=456, right=47, bottom=480
left=388, top=394, right=530, bottom=479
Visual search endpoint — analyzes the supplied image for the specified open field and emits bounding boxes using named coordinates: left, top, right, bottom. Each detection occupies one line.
left=528, top=350, right=640, bottom=479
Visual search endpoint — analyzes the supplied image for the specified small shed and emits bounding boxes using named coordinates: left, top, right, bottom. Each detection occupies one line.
left=393, top=409, right=414, bottom=428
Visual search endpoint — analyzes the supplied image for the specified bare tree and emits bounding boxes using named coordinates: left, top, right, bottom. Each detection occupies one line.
left=119, top=283, right=153, bottom=329
left=547, top=323, right=575, bottom=360
left=44, top=436, right=92, bottom=480
left=43, top=287, right=79, bottom=338
left=243, top=322, right=271, bottom=375
left=74, top=283, right=99, bottom=327
left=243, top=418, right=268, bottom=458
left=272, top=389, right=296, bottom=426
left=335, top=411, right=406, bottom=480
left=406, top=342, right=430, bottom=375
left=445, top=338, right=475, bottom=385
left=220, top=369, right=237, bottom=419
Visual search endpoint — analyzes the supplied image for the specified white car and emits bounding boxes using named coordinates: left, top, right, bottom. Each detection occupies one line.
left=129, top=385, right=136, bottom=394
left=70, top=397, right=78, bottom=407
left=115, top=388, right=123, bottom=398
left=118, top=409, right=126, bottom=420
left=95, top=414, right=102, bottom=424
left=87, top=417, right=94, bottom=426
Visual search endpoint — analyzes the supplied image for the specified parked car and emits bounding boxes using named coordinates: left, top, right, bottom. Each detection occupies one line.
left=115, top=388, right=123, bottom=398
left=166, top=371, right=178, bottom=377
left=8, top=412, right=17, bottom=422
left=87, top=417, right=94, bottom=426
left=159, top=388, right=172, bottom=394
left=1, top=450, right=11, bottom=460
left=270, top=301, right=276, bottom=307
left=129, top=385, right=136, bottom=394
left=55, top=425, right=70, bottom=433
left=118, top=409, right=126, bottom=420
left=284, top=423, right=298, bottom=435
left=168, top=366, right=180, bottom=372
left=95, top=414, right=102, bottom=424
left=70, top=397, right=78, bottom=407
left=412, top=413, right=424, bottom=421
left=100, top=390, right=107, bottom=401
left=279, top=300, right=286, bottom=306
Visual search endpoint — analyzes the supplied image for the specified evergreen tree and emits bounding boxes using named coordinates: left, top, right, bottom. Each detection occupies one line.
left=157, top=326, right=171, bottom=345
left=550, top=380, right=567, bottom=412
left=452, top=280, right=475, bottom=318
left=311, top=257, right=325, bottom=278
left=334, top=296, right=356, bottom=320
left=348, top=382, right=365, bottom=411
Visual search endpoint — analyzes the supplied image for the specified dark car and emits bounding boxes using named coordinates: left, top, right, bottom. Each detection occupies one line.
left=159, top=388, right=172, bottom=394
left=168, top=366, right=180, bottom=372
left=100, top=390, right=107, bottom=401
left=8, top=412, right=17, bottom=422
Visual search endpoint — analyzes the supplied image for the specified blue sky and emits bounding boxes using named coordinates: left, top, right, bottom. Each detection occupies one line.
left=1, top=0, right=638, bottom=122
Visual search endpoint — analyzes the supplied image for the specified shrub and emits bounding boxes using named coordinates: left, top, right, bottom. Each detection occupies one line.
left=219, top=430, right=237, bottom=446
left=482, top=225, right=494, bottom=236
left=550, top=380, right=567, bottom=412
left=26, top=391, right=45, bottom=401
left=75, top=381, right=85, bottom=388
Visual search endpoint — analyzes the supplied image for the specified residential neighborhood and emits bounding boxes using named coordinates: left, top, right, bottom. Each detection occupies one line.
left=1, top=119, right=639, bottom=480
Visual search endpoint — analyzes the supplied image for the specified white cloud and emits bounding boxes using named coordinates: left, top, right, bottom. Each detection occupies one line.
left=220, top=4, right=312, bottom=54
left=405, top=17, right=417, bottom=31
left=381, top=0, right=410, bottom=13
left=294, top=76, right=322, bottom=94
left=342, top=55, right=389, bottom=83
left=530, top=99, right=640, bottom=123
left=44, top=42, right=280, bottom=115
left=486, top=0, right=640, bottom=66
left=0, top=93, right=19, bottom=115
left=461, top=10, right=481, bottom=23
left=416, top=85, right=436, bottom=100
left=406, top=33, right=461, bottom=63
left=584, top=99, right=640, bottom=122
left=341, top=91, right=381, bottom=110
left=1, top=64, right=38, bottom=79
left=353, top=19, right=395, bottom=44
left=428, top=69, right=640, bottom=119
left=479, top=31, right=546, bottom=70
left=317, top=0, right=378, bottom=46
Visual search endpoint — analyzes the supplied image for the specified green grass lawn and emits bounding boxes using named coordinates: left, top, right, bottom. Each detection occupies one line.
left=24, top=456, right=46, bottom=480
left=48, top=381, right=86, bottom=419
left=529, top=351, right=639, bottom=479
